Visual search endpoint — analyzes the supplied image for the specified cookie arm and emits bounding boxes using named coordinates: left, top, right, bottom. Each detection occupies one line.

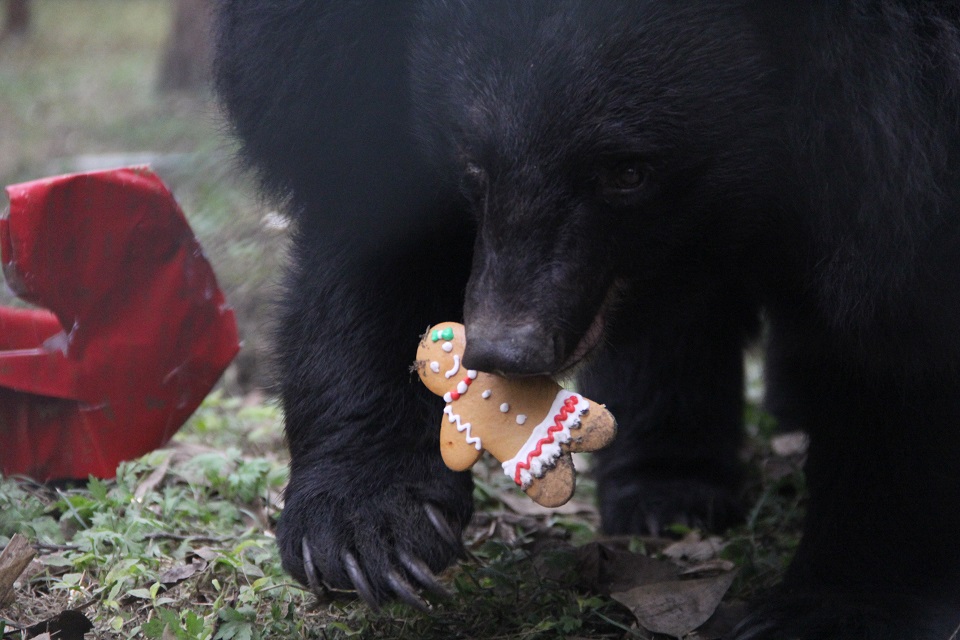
left=439, top=418, right=484, bottom=471
left=565, top=404, right=618, bottom=453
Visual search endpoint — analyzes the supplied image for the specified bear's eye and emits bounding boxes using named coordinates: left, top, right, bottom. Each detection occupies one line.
left=614, top=163, right=645, bottom=189
left=605, top=160, right=649, bottom=190
left=598, top=159, right=652, bottom=206
left=460, top=162, right=488, bottom=201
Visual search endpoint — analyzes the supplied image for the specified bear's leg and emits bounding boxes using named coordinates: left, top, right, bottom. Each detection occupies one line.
left=580, top=292, right=758, bottom=535
left=731, top=323, right=960, bottom=639
left=214, top=1, right=479, bottom=608
left=276, top=217, right=475, bottom=609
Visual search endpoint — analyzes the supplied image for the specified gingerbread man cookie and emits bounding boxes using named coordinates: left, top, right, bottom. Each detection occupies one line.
left=415, top=322, right=617, bottom=507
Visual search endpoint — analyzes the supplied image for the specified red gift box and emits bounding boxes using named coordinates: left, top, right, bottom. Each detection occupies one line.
left=0, top=167, right=240, bottom=480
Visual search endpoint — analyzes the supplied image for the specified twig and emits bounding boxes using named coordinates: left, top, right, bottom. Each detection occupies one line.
left=142, top=533, right=230, bottom=543
left=32, top=543, right=80, bottom=552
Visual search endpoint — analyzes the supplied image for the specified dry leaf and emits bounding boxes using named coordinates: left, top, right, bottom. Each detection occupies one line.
left=576, top=542, right=679, bottom=594
left=134, top=454, right=172, bottom=501
left=162, top=622, right=179, bottom=640
left=159, top=559, right=207, bottom=584
left=771, top=431, right=809, bottom=457
left=662, top=532, right=724, bottom=563
left=190, top=546, right=221, bottom=563
left=679, top=559, right=736, bottom=577
left=0, top=534, right=37, bottom=606
left=611, top=570, right=737, bottom=638
left=577, top=539, right=738, bottom=638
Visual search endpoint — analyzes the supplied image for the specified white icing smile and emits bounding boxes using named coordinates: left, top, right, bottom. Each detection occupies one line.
left=444, top=354, right=461, bottom=378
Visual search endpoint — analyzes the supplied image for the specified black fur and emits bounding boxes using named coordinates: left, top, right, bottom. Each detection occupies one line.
left=215, top=1, right=960, bottom=636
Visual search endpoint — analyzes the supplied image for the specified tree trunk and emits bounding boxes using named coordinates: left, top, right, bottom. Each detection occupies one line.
left=157, top=0, right=214, bottom=93
left=2, top=0, right=31, bottom=38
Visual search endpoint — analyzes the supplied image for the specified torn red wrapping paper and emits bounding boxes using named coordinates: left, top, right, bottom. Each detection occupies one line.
left=0, top=167, right=240, bottom=480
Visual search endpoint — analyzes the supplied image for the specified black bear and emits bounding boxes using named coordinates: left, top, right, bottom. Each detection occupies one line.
left=214, top=2, right=960, bottom=637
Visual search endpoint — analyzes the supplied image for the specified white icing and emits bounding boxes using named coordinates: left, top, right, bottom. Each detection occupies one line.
left=501, top=391, right=588, bottom=488
left=442, top=341, right=453, bottom=352
left=444, top=354, right=461, bottom=378
left=481, top=390, right=492, bottom=399
left=467, top=370, right=478, bottom=379
left=457, top=380, right=468, bottom=394
left=430, top=361, right=440, bottom=373
left=444, top=404, right=482, bottom=450
left=500, top=402, right=510, bottom=413
left=516, top=414, right=527, bottom=425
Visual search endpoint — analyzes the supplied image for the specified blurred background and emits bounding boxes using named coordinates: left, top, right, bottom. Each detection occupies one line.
left=0, top=0, right=287, bottom=397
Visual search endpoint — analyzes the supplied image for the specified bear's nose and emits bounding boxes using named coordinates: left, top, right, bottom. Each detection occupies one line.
left=462, top=321, right=561, bottom=376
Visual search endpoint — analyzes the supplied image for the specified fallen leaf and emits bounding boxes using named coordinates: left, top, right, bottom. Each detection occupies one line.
left=134, top=454, right=172, bottom=501
left=771, top=431, right=809, bottom=457
left=190, top=547, right=221, bottom=563
left=679, top=559, right=736, bottom=577
left=159, top=560, right=207, bottom=585
left=0, top=534, right=36, bottom=606
left=611, top=570, right=737, bottom=638
left=662, top=532, right=724, bottom=563
left=576, top=541, right=679, bottom=594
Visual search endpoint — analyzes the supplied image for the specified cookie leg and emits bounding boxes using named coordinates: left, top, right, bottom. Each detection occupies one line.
left=524, top=455, right=577, bottom=508
left=579, top=291, right=759, bottom=535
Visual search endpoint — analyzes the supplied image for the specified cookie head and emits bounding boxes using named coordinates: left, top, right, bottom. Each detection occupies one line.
left=415, top=322, right=467, bottom=396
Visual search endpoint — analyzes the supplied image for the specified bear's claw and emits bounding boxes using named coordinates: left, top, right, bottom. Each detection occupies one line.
left=425, top=502, right=464, bottom=555
left=399, top=550, right=452, bottom=599
left=343, top=551, right=378, bottom=610
left=301, top=537, right=325, bottom=595
left=386, top=568, right=431, bottom=611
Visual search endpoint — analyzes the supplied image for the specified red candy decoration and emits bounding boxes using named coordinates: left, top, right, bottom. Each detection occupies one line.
left=513, top=395, right=579, bottom=485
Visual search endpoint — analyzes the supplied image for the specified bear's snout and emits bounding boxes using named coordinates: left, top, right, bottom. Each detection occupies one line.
left=463, top=320, right=562, bottom=376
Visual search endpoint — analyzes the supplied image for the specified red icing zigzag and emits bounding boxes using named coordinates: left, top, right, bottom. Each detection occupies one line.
left=513, top=395, right=579, bottom=486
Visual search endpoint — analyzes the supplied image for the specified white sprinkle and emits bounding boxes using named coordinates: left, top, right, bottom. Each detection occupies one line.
left=481, top=390, right=492, bottom=399
left=500, top=403, right=510, bottom=413
left=457, top=381, right=468, bottom=393
left=467, top=370, right=478, bottom=379
left=442, top=341, right=453, bottom=352
left=430, top=361, right=440, bottom=373
left=516, top=414, right=527, bottom=425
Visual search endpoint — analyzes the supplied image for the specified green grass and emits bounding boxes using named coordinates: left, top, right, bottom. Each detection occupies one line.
left=0, top=394, right=801, bottom=639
